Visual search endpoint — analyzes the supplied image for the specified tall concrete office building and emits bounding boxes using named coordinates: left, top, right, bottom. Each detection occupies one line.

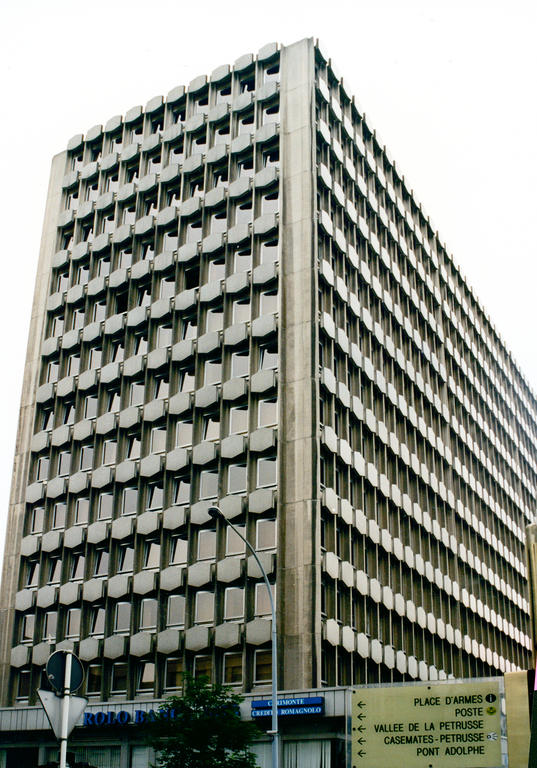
left=1, top=37, right=536, bottom=723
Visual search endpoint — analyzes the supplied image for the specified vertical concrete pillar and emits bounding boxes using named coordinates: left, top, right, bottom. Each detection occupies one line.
left=278, top=38, right=320, bottom=689
left=0, top=151, right=66, bottom=704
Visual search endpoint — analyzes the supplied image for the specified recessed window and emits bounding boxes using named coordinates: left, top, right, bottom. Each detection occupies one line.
left=43, top=611, right=57, bottom=641
left=263, top=146, right=279, bottom=166
left=17, top=670, right=31, bottom=700
left=159, top=277, right=176, bottom=299
left=256, top=519, right=276, bottom=550
left=58, top=451, right=71, bottom=476
left=97, top=256, right=111, bottom=277
left=111, top=342, right=124, bottom=363
left=140, top=598, right=158, bottom=630
left=216, top=83, right=231, bottom=104
left=118, top=545, right=134, bottom=573
left=26, top=561, right=40, bottom=587
left=86, top=664, right=102, bottom=695
left=89, top=346, right=103, bottom=368
left=261, top=191, right=279, bottom=215
left=204, top=359, right=222, bottom=385
left=39, top=408, right=54, bottom=431
left=233, top=247, right=251, bottom=273
left=232, top=299, right=250, bottom=324
left=79, top=445, right=94, bottom=471
left=67, top=354, right=80, bottom=376
left=111, top=663, right=128, bottom=692
left=186, top=216, right=202, bottom=240
left=259, top=238, right=279, bottom=264
left=263, top=102, right=279, bottom=124
left=146, top=484, right=163, bottom=511
left=98, top=492, right=114, bottom=520
left=66, top=608, right=81, bottom=638
left=225, top=524, right=246, bottom=556
left=154, top=376, right=169, bottom=399
left=46, top=361, right=59, bottom=383
left=257, top=457, right=277, bottom=487
left=165, top=658, right=183, bottom=690
left=193, top=655, right=212, bottom=680
left=90, top=607, right=105, bottom=636
left=143, top=541, right=161, bottom=568
left=181, top=316, right=198, bottom=339
left=114, top=602, right=131, bottom=633
left=51, top=315, right=64, bottom=337
left=130, top=382, right=145, bottom=406
left=231, top=350, right=249, bottom=378
left=29, top=506, right=44, bottom=533
left=239, top=74, right=255, bottom=93
left=63, top=402, right=76, bottom=425
left=179, top=367, right=196, bottom=392
left=210, top=211, right=227, bottom=235
left=203, top=415, right=220, bottom=441
left=135, top=334, right=148, bottom=354
left=238, top=111, right=254, bottom=135
left=205, top=307, right=223, bottom=332
left=167, top=594, right=185, bottom=627
left=228, top=464, right=247, bottom=494
left=258, top=399, right=277, bottom=427
left=260, top=291, right=278, bottom=315
left=238, top=155, right=254, bottom=178
left=137, top=662, right=155, bottom=693
left=94, top=550, right=109, bottom=577
left=150, top=427, right=166, bottom=453
left=255, top=582, right=275, bottom=616
left=84, top=395, right=98, bottom=419
left=223, top=652, right=243, bottom=686
left=235, top=199, right=252, bottom=225
left=194, top=592, right=214, bottom=625
left=71, top=308, right=85, bottom=330
left=92, top=302, right=106, bottom=323
left=52, top=502, right=66, bottom=529
left=169, top=536, right=188, bottom=565
left=102, top=440, right=117, bottom=465
left=224, top=586, right=244, bottom=621
left=254, top=649, right=272, bottom=683
left=199, top=470, right=218, bottom=500
left=76, top=263, right=90, bottom=286
left=198, top=529, right=217, bottom=560
left=20, top=614, right=35, bottom=643
left=259, top=344, right=278, bottom=370
left=173, top=477, right=191, bottom=505
left=157, top=325, right=172, bottom=348
left=75, top=497, right=89, bottom=524
left=71, top=555, right=85, bottom=580
left=36, top=456, right=49, bottom=481
left=229, top=406, right=248, bottom=434
left=127, top=434, right=141, bottom=459
left=122, top=487, right=138, bottom=516
left=176, top=421, right=193, bottom=447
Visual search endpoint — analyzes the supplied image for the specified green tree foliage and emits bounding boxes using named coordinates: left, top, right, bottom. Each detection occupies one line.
left=147, top=676, right=259, bottom=768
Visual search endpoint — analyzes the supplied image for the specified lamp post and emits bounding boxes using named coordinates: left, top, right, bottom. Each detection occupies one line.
left=208, top=505, right=279, bottom=768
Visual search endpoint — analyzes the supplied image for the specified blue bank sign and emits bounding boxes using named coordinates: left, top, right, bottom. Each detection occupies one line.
left=251, top=696, right=325, bottom=718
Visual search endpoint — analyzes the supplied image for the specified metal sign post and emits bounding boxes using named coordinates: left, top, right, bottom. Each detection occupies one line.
left=59, top=651, right=72, bottom=768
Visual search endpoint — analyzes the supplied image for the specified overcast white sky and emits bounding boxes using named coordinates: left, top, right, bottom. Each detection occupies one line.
left=0, top=0, right=536, bottom=560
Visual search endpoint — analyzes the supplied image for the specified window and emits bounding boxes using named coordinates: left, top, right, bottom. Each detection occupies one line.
left=199, top=470, right=218, bottom=500
left=254, top=649, right=272, bottom=683
left=263, top=102, right=279, bottom=124
left=261, top=191, right=279, bottom=215
left=71, top=308, right=85, bottom=330
left=228, top=464, right=247, bottom=494
left=259, top=344, right=278, bottom=370
left=67, top=354, right=80, bottom=376
left=159, top=277, right=176, bottom=299
left=223, top=653, right=243, bottom=685
left=205, top=307, right=223, bottom=332
left=231, top=350, right=249, bottom=377
left=20, top=614, right=35, bottom=643
left=51, top=315, right=64, bottom=336
left=52, top=502, right=66, bottom=529
left=48, top=558, right=62, bottom=584
left=17, top=671, right=31, bottom=700
left=97, top=256, right=111, bottom=277
left=135, top=333, right=148, bottom=354
left=229, top=406, right=248, bottom=434
left=46, top=360, right=59, bottom=383
left=114, top=602, right=131, bottom=633
left=207, top=258, right=225, bottom=283
left=86, top=664, right=102, bottom=695
left=144, top=541, right=161, bottom=569
left=224, top=587, right=244, bottom=621
left=202, top=415, right=220, bottom=441
left=232, top=299, right=250, bottom=324
left=255, top=582, right=275, bottom=616
left=98, top=492, right=114, bottom=520
left=233, top=247, right=251, bottom=273
left=26, top=561, right=40, bottom=587
left=173, top=477, right=191, bottom=505
left=58, top=451, right=71, bottom=476
left=157, top=324, right=172, bottom=348
left=137, top=662, right=155, bottom=693
left=257, top=457, right=277, bottom=487
left=169, top=536, right=188, bottom=565
left=140, top=598, right=158, bottom=630
left=79, top=445, right=94, bottom=471
left=84, top=395, right=98, bottom=419
left=107, top=389, right=121, bottom=411
left=55, top=271, right=69, bottom=292
left=102, top=439, right=117, bottom=465
left=89, top=346, right=103, bottom=368
left=167, top=594, right=185, bottom=627
left=210, top=211, right=227, bottom=235
left=165, top=658, right=183, bottom=690
left=127, top=434, right=141, bottom=459
left=259, top=238, right=279, bottom=264
left=75, top=497, right=89, bottom=524
left=194, top=655, right=212, bottom=680
left=225, top=525, right=245, bottom=556
left=118, top=545, right=134, bottom=573
left=237, top=155, right=253, bottom=177
left=92, top=302, right=106, bottom=325
left=29, top=506, right=44, bottom=533
left=121, top=488, right=138, bottom=515
left=262, top=146, right=279, bottom=166
left=238, top=111, right=254, bottom=135
left=71, top=555, right=85, bottom=580
left=63, top=402, right=75, bottom=425
left=150, top=427, right=166, bottom=453
left=111, top=663, right=128, bottom=692
left=154, top=376, right=169, bottom=399
left=256, top=519, right=276, bottom=550
left=94, top=550, right=109, bottom=577
left=146, top=484, right=163, bottom=511
left=43, top=611, right=57, bottom=641
left=129, top=382, right=145, bottom=406
left=36, top=456, right=49, bottom=481
left=90, top=607, right=105, bottom=636
left=66, top=608, right=81, bottom=637
left=198, top=529, right=217, bottom=560
left=258, top=399, right=277, bottom=427
left=38, top=407, right=54, bottom=431
left=235, top=199, right=252, bottom=225
left=194, top=592, right=214, bottom=625
left=176, top=420, right=193, bottom=447
left=260, top=291, right=278, bottom=315
left=181, top=317, right=197, bottom=340
left=204, top=359, right=222, bottom=385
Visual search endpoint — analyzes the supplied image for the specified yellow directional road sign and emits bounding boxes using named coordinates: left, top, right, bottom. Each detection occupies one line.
left=351, top=681, right=501, bottom=768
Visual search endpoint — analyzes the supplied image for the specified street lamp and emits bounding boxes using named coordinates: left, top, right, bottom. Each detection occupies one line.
left=208, top=505, right=279, bottom=768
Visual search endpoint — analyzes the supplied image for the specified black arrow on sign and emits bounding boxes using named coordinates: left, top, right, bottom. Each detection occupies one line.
left=355, top=749, right=366, bottom=758
left=355, top=737, right=366, bottom=745
left=356, top=700, right=366, bottom=708
left=356, top=712, right=366, bottom=720
left=355, top=724, right=366, bottom=732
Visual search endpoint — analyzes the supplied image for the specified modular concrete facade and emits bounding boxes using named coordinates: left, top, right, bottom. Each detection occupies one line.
left=1, top=39, right=536, bottom=760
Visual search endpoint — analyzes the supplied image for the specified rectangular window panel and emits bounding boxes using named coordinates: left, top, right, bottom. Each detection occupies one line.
left=255, top=582, right=275, bottom=617
left=98, top=492, right=114, bottom=520
left=137, top=662, right=155, bottom=692
left=224, top=587, right=244, bottom=621
left=257, top=457, right=277, bottom=487
left=256, top=519, right=276, bottom=550
left=122, top=487, right=138, bottom=515
left=167, top=594, right=185, bottom=627
left=254, top=649, right=272, bottom=682
left=223, top=652, right=243, bottom=685
left=114, top=602, right=131, bottom=633
left=194, top=592, right=214, bottom=624
left=165, top=658, right=183, bottom=690
left=170, top=536, right=188, bottom=565
left=226, top=525, right=246, bottom=556
left=140, top=598, right=158, bottom=630
left=198, top=529, right=216, bottom=560
left=111, top=663, right=128, bottom=692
